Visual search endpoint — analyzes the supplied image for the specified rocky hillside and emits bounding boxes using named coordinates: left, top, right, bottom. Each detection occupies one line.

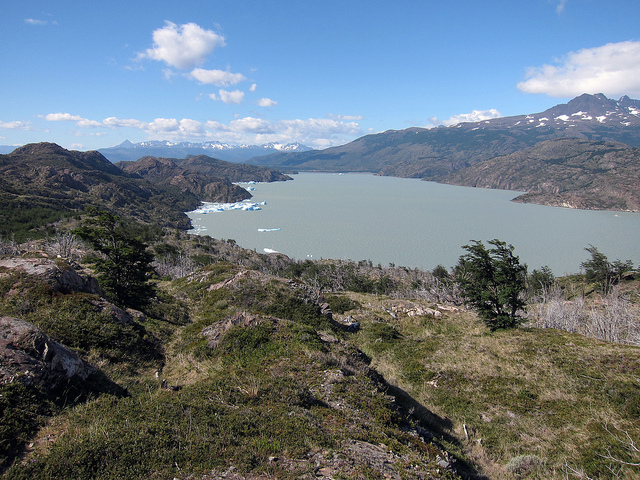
left=0, top=144, right=292, bottom=241
left=0, top=143, right=201, bottom=236
left=0, top=251, right=461, bottom=480
left=437, top=138, right=640, bottom=211
left=1, top=232, right=639, bottom=480
left=115, top=154, right=291, bottom=203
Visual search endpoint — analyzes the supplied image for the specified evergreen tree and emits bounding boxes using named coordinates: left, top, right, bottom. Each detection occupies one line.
left=581, top=245, right=633, bottom=294
left=73, top=209, right=155, bottom=308
left=456, top=239, right=527, bottom=330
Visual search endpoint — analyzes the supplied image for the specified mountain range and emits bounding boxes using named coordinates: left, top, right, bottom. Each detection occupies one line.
left=246, top=93, right=640, bottom=174
left=244, top=93, right=640, bottom=211
left=99, top=140, right=312, bottom=164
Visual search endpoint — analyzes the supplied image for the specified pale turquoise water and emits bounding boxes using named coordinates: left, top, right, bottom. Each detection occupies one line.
left=188, top=172, right=640, bottom=275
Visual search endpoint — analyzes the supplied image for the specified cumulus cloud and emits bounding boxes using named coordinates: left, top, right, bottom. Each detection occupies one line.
left=189, top=68, right=246, bottom=86
left=426, top=109, right=502, bottom=127
left=250, top=84, right=257, bottom=92
left=42, top=110, right=362, bottom=147
left=218, top=89, right=245, bottom=104
left=45, top=113, right=102, bottom=127
left=103, top=117, right=148, bottom=129
left=257, top=97, right=277, bottom=107
left=202, top=116, right=361, bottom=146
left=141, top=22, right=226, bottom=70
left=518, top=40, right=640, bottom=98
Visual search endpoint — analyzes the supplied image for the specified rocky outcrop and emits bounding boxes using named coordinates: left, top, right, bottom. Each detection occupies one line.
left=0, top=257, right=101, bottom=295
left=0, top=317, right=95, bottom=389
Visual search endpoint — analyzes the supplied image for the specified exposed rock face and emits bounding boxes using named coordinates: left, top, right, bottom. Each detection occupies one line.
left=0, top=257, right=102, bottom=295
left=0, top=316, right=95, bottom=388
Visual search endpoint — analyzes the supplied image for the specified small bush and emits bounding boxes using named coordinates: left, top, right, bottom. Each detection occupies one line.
left=506, top=454, right=543, bottom=477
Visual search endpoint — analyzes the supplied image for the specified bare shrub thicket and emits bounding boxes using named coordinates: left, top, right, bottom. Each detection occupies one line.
left=47, top=231, right=81, bottom=258
left=153, top=253, right=199, bottom=280
left=525, top=286, right=640, bottom=346
left=0, top=234, right=20, bottom=255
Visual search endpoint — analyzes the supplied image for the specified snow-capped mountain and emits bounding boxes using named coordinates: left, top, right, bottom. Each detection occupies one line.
left=98, top=140, right=311, bottom=163
left=455, top=93, right=640, bottom=131
left=246, top=93, right=640, bottom=177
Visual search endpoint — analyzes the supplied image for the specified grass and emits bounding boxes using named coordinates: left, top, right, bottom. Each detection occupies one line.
left=2, top=262, right=458, bottom=479
left=4, top=240, right=639, bottom=479
left=344, top=292, right=640, bottom=479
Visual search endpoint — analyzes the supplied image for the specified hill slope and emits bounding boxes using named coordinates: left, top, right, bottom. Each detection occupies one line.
left=0, top=143, right=202, bottom=237
left=437, top=138, right=640, bottom=211
left=115, top=154, right=291, bottom=203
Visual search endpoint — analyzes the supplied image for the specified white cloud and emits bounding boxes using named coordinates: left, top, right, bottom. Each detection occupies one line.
left=328, top=114, right=364, bottom=121
left=250, top=84, right=257, bottom=92
left=426, top=109, right=502, bottom=127
left=275, top=118, right=362, bottom=147
left=0, top=120, right=31, bottom=130
left=218, top=89, right=245, bottom=104
left=518, top=40, right=640, bottom=98
left=45, top=113, right=102, bottom=127
left=257, top=98, right=277, bottom=107
left=556, top=0, right=568, bottom=14
left=24, top=18, right=48, bottom=25
left=141, top=21, right=226, bottom=70
left=178, top=118, right=204, bottom=135
left=103, top=117, right=148, bottom=129
left=45, top=113, right=84, bottom=122
left=229, top=117, right=273, bottom=133
left=147, top=118, right=180, bottom=133
left=443, top=109, right=502, bottom=125
left=41, top=110, right=362, bottom=147
left=189, top=68, right=246, bottom=86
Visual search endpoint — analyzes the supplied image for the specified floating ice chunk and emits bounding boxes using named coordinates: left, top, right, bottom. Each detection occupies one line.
left=258, top=228, right=281, bottom=232
left=190, top=200, right=265, bottom=214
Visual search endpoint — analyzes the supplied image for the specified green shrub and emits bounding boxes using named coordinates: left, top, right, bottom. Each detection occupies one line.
left=326, top=294, right=360, bottom=314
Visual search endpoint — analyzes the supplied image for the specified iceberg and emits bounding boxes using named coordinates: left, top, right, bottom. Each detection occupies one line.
left=190, top=200, right=266, bottom=214
left=258, top=228, right=281, bottom=232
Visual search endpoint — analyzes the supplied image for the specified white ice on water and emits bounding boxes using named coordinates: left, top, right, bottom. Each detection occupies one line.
left=191, top=200, right=267, bottom=214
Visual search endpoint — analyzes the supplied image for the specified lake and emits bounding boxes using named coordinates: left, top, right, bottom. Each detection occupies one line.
left=187, top=172, right=640, bottom=275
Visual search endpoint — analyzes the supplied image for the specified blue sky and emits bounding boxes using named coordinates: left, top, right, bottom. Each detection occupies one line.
left=2, top=0, right=640, bottom=151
